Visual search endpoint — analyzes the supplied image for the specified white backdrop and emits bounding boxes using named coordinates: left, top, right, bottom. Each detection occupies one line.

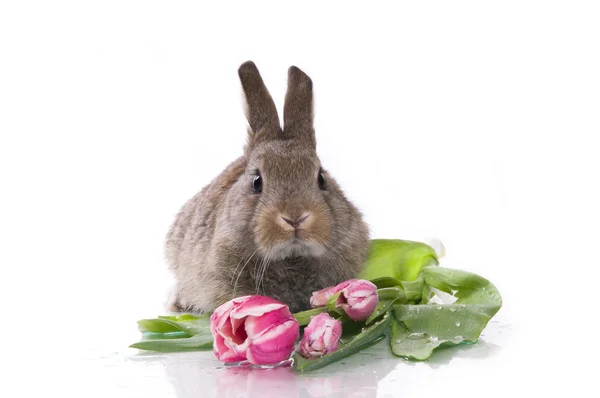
left=1, top=1, right=598, bottom=397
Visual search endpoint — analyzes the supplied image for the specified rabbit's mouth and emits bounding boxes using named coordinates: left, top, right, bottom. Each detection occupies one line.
left=266, top=239, right=326, bottom=261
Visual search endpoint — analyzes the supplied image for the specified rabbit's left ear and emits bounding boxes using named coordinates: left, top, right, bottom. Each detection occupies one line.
left=239, top=61, right=282, bottom=145
left=283, top=66, right=316, bottom=148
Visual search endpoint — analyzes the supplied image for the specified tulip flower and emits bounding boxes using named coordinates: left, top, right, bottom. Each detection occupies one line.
left=210, top=295, right=300, bottom=365
left=298, top=313, right=342, bottom=359
left=310, top=279, right=379, bottom=321
left=309, top=280, right=351, bottom=308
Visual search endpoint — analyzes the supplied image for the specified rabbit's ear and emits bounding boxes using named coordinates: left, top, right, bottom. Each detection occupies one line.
left=238, top=61, right=281, bottom=144
left=283, top=65, right=316, bottom=148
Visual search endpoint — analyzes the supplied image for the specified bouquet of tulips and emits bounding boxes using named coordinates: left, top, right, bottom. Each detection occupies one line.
left=131, top=239, right=502, bottom=372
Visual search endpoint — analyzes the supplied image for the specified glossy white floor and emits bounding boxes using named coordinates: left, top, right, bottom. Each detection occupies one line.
left=93, top=317, right=513, bottom=398
left=83, top=318, right=512, bottom=398
left=6, top=258, right=523, bottom=398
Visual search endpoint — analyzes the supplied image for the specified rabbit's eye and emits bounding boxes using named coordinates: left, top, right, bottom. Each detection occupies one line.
left=318, top=170, right=326, bottom=190
left=252, top=174, right=263, bottom=193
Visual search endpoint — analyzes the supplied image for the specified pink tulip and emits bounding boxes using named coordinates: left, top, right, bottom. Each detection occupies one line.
left=298, top=313, right=342, bottom=359
left=210, top=295, right=300, bottom=365
left=310, top=279, right=379, bottom=321
left=309, top=280, right=351, bottom=308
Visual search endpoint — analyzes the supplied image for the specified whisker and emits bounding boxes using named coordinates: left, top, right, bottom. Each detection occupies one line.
left=254, top=255, right=267, bottom=294
left=232, top=248, right=258, bottom=298
left=258, top=252, right=273, bottom=295
left=230, top=252, right=248, bottom=283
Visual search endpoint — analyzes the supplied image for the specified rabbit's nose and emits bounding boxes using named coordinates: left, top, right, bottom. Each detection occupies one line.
left=280, top=213, right=310, bottom=229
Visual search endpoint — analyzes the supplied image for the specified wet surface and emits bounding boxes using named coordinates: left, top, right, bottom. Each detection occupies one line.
left=30, top=314, right=511, bottom=398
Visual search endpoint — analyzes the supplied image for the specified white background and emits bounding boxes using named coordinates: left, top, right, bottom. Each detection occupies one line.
left=1, top=1, right=598, bottom=397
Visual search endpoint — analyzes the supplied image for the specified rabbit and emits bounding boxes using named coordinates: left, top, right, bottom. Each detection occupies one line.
left=165, top=61, right=370, bottom=314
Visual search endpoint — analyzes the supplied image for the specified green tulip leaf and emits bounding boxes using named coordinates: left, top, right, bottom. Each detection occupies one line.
left=369, top=277, right=403, bottom=289
left=130, top=334, right=214, bottom=352
left=390, top=267, right=502, bottom=360
left=326, top=291, right=344, bottom=314
left=138, top=319, right=191, bottom=335
left=376, top=287, right=405, bottom=301
left=365, top=299, right=398, bottom=325
left=358, top=239, right=439, bottom=282
left=293, top=307, right=328, bottom=326
left=158, top=314, right=204, bottom=322
left=135, top=315, right=211, bottom=340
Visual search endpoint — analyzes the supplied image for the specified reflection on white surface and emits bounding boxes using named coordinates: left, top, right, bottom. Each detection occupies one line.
left=0, top=261, right=513, bottom=398
left=93, top=318, right=510, bottom=398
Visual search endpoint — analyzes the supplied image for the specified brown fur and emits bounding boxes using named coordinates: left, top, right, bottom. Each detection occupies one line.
left=165, top=61, right=370, bottom=313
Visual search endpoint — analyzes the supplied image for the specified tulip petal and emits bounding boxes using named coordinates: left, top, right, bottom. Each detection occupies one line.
left=310, top=280, right=353, bottom=308
left=245, top=320, right=300, bottom=365
left=223, top=332, right=251, bottom=357
left=244, top=307, right=294, bottom=339
left=231, top=295, right=286, bottom=320
left=343, top=294, right=379, bottom=321
left=339, top=280, right=379, bottom=321
left=210, top=295, right=299, bottom=365
left=298, top=313, right=342, bottom=359
left=214, top=333, right=246, bottom=363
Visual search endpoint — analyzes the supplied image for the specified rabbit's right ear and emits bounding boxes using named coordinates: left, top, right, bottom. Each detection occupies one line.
left=238, top=61, right=281, bottom=146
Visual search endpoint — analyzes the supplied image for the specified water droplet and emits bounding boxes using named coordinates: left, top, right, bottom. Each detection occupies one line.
left=429, top=335, right=438, bottom=342
left=361, top=328, right=367, bottom=333
left=407, top=332, right=425, bottom=340
left=482, top=287, right=486, bottom=291
left=395, top=339, right=403, bottom=344
left=455, top=321, right=461, bottom=327
left=460, top=304, right=467, bottom=308
left=416, top=308, right=421, bottom=314
left=449, top=307, right=456, bottom=312
left=436, top=306, right=443, bottom=310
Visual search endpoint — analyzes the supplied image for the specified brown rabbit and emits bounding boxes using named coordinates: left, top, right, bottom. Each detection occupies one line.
left=165, top=61, right=370, bottom=313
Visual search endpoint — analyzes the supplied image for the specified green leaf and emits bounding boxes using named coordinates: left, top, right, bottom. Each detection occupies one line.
left=293, top=313, right=392, bottom=372
left=358, top=239, right=438, bottom=282
left=365, top=299, right=397, bottom=325
left=139, top=317, right=210, bottom=336
left=369, top=277, right=403, bottom=289
left=130, top=334, right=214, bottom=352
left=390, top=267, right=502, bottom=360
left=400, top=275, right=426, bottom=302
left=423, top=267, right=502, bottom=309
left=376, top=287, right=404, bottom=301
left=141, top=331, right=189, bottom=339
left=137, top=319, right=192, bottom=335
left=337, top=314, right=365, bottom=344
left=293, top=307, right=328, bottom=326
left=157, top=314, right=204, bottom=322
left=326, top=291, right=344, bottom=314
left=135, top=315, right=212, bottom=343
left=390, top=320, right=444, bottom=360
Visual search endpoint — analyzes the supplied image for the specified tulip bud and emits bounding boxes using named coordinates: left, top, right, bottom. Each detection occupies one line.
left=338, top=279, right=379, bottom=321
left=310, top=279, right=379, bottom=321
left=309, top=280, right=351, bottom=308
left=298, top=313, right=342, bottom=359
left=210, top=295, right=300, bottom=365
